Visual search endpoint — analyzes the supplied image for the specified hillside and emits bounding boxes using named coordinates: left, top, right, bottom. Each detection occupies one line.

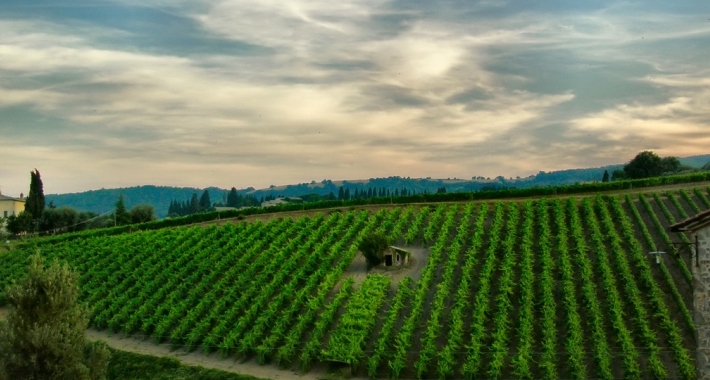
left=2, top=185, right=708, bottom=379
left=43, top=154, right=710, bottom=218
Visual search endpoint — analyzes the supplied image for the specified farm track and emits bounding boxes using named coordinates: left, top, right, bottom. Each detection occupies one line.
left=0, top=310, right=347, bottom=380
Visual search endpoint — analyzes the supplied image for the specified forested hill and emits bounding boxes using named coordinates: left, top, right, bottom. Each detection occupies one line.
left=45, top=154, right=710, bottom=218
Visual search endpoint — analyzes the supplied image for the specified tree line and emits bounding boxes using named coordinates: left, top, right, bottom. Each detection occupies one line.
left=602, top=151, right=703, bottom=182
left=167, top=188, right=260, bottom=217
left=3, top=170, right=155, bottom=236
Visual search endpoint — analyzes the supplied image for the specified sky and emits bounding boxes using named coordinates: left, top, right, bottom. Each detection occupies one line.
left=1, top=0, right=709, bottom=195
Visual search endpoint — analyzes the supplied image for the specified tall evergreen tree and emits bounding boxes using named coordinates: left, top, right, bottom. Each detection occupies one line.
left=227, top=187, right=239, bottom=207
left=199, top=190, right=211, bottom=210
left=602, top=170, right=610, bottom=182
left=114, top=194, right=130, bottom=226
left=190, top=193, right=200, bottom=213
left=344, top=188, right=350, bottom=200
left=25, top=169, right=45, bottom=219
left=338, top=186, right=345, bottom=200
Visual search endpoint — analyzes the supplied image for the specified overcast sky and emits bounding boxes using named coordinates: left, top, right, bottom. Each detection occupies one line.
left=1, top=0, right=709, bottom=195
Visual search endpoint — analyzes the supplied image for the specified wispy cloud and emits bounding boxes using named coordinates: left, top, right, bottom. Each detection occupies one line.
left=0, top=1, right=708, bottom=195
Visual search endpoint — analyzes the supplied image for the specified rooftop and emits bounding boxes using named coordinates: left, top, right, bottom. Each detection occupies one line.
left=670, top=209, right=710, bottom=232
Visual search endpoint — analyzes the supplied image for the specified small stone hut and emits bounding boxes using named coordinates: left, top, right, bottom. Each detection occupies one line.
left=670, top=209, right=710, bottom=379
left=382, top=246, right=410, bottom=267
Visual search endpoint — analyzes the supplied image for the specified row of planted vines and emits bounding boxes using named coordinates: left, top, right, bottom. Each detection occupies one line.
left=1, top=187, right=708, bottom=379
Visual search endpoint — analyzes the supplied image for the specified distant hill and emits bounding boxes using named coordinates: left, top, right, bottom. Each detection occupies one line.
left=45, top=186, right=230, bottom=219
left=679, top=154, right=710, bottom=168
left=46, top=154, right=710, bottom=218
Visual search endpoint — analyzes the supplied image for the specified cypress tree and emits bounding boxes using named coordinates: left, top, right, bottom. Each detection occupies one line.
left=199, top=190, right=211, bottom=210
left=25, top=169, right=45, bottom=219
left=190, top=193, right=200, bottom=213
left=338, top=186, right=345, bottom=200
left=114, top=194, right=130, bottom=226
left=602, top=170, right=610, bottom=182
left=227, top=187, right=238, bottom=207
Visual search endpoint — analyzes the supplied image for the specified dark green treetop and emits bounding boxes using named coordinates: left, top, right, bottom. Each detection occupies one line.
left=25, top=169, right=45, bottom=219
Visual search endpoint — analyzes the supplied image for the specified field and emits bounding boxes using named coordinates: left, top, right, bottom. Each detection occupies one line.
left=1, top=187, right=709, bottom=379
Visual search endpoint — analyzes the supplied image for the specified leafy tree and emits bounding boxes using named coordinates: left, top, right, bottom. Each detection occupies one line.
left=114, top=195, right=131, bottom=226
left=623, top=151, right=663, bottom=179
left=129, top=205, right=155, bottom=224
left=602, top=170, right=610, bottom=182
left=5, top=212, right=34, bottom=234
left=198, top=190, right=211, bottom=210
left=358, top=232, right=390, bottom=269
left=0, top=254, right=110, bottom=380
left=611, top=169, right=627, bottom=181
left=40, top=207, right=79, bottom=233
left=660, top=156, right=682, bottom=174
left=25, top=169, right=45, bottom=220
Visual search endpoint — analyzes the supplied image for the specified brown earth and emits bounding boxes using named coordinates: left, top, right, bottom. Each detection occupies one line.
left=0, top=307, right=369, bottom=380
left=343, top=247, right=429, bottom=287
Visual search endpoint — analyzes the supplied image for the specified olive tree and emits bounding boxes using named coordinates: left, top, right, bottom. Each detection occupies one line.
left=358, top=232, right=390, bottom=269
left=0, top=253, right=110, bottom=380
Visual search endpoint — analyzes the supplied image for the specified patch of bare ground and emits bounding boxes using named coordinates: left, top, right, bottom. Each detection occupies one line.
left=342, top=247, right=429, bottom=287
left=0, top=308, right=365, bottom=380
left=88, top=329, right=364, bottom=380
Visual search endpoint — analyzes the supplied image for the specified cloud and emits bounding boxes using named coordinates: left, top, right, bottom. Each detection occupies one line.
left=0, top=1, right=708, bottom=195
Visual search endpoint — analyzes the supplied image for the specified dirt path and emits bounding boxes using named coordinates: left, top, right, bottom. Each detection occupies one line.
left=0, top=307, right=360, bottom=380
left=343, top=247, right=429, bottom=286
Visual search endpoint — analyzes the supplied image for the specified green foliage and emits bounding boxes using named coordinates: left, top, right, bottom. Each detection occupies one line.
left=661, top=156, right=682, bottom=174
left=358, top=232, right=389, bottom=268
left=106, top=349, right=262, bottom=380
left=129, top=205, right=155, bottom=224
left=199, top=190, right=211, bottom=210
left=5, top=212, right=34, bottom=234
left=0, top=253, right=110, bottom=380
left=0, top=192, right=700, bottom=379
left=624, top=151, right=663, bottom=179
left=611, top=168, right=627, bottom=181
left=114, top=195, right=131, bottom=226
left=25, top=169, right=45, bottom=219
left=602, top=169, right=609, bottom=182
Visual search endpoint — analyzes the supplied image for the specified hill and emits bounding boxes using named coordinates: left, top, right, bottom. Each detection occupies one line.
left=44, top=154, right=710, bottom=218
left=3, top=184, right=707, bottom=379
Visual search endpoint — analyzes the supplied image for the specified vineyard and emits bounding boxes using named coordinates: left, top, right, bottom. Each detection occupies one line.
left=1, top=187, right=709, bottom=379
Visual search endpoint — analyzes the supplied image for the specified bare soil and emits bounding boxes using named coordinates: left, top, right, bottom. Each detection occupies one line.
left=0, top=308, right=364, bottom=380
left=342, top=247, right=429, bottom=287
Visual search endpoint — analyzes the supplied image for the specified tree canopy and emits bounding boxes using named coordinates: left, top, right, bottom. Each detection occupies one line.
left=25, top=169, right=45, bottom=220
left=358, top=232, right=390, bottom=269
left=623, top=151, right=663, bottom=179
left=114, top=195, right=131, bottom=226
left=0, top=254, right=110, bottom=380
